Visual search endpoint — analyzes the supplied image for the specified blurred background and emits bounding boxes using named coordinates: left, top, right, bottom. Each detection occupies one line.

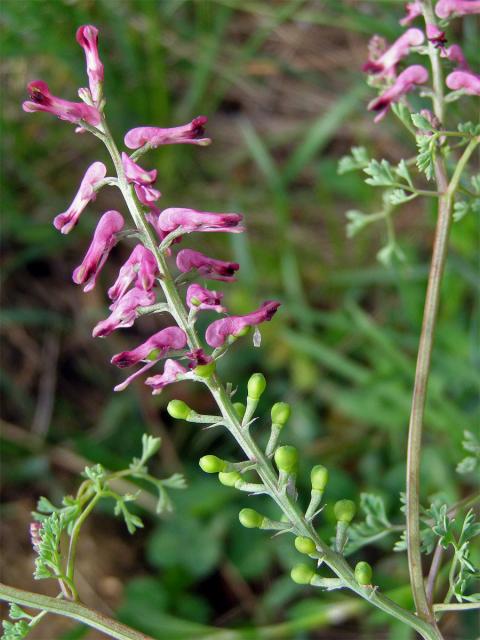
left=1, top=1, right=479, bottom=638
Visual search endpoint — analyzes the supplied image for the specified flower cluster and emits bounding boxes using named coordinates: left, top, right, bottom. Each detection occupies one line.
left=364, top=0, right=479, bottom=121
left=22, top=25, right=280, bottom=395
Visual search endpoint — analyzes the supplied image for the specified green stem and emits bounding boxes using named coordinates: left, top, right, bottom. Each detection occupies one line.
left=0, top=583, right=153, bottom=640
left=66, top=493, right=103, bottom=591
left=100, top=123, right=443, bottom=640
left=434, top=602, right=480, bottom=612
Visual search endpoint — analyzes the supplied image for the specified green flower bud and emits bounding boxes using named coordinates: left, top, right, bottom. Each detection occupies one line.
left=199, top=455, right=227, bottom=474
left=334, top=499, right=356, bottom=524
left=233, top=402, right=246, bottom=419
left=274, top=445, right=298, bottom=474
left=239, top=508, right=264, bottom=529
left=355, top=562, right=373, bottom=586
left=218, top=471, right=242, bottom=487
left=167, top=399, right=192, bottom=420
left=310, top=465, right=328, bottom=491
left=271, top=402, right=291, bottom=426
left=194, top=361, right=216, bottom=378
left=291, top=563, right=315, bottom=585
left=294, top=536, right=316, bottom=555
left=190, top=296, right=201, bottom=307
left=247, top=373, right=266, bottom=400
left=355, top=561, right=373, bottom=586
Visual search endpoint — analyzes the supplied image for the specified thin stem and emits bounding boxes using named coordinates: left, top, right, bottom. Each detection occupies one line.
left=66, top=493, right=102, bottom=591
left=426, top=543, right=444, bottom=606
left=0, top=583, right=153, bottom=640
left=434, top=602, right=480, bottom=612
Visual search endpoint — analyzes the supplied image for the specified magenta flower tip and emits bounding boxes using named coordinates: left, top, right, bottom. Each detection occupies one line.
left=124, top=116, right=211, bottom=149
left=176, top=249, right=240, bottom=282
left=23, top=80, right=101, bottom=126
left=158, top=208, right=244, bottom=235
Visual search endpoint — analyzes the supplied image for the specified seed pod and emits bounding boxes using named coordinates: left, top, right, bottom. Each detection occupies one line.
left=271, top=402, right=291, bottom=426
left=310, top=465, right=328, bottom=491
left=355, top=561, right=373, bottom=586
left=194, top=361, right=216, bottom=378
left=334, top=499, right=356, bottom=524
left=274, top=445, right=298, bottom=474
left=199, top=455, right=227, bottom=474
left=218, top=471, right=243, bottom=487
left=167, top=399, right=193, bottom=420
left=294, top=536, right=316, bottom=555
left=239, top=508, right=264, bottom=528
left=233, top=402, right=246, bottom=419
left=291, top=563, right=315, bottom=585
left=247, top=373, right=266, bottom=400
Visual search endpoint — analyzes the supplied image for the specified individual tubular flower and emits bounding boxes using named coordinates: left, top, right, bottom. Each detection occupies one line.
left=76, top=25, right=104, bottom=103
left=145, top=359, right=189, bottom=394
left=426, top=24, right=447, bottom=48
left=442, top=44, right=470, bottom=70
left=186, top=284, right=226, bottom=313
left=205, top=301, right=281, bottom=348
left=72, top=210, right=124, bottom=292
left=134, top=183, right=161, bottom=205
left=435, top=0, right=480, bottom=19
left=157, top=208, right=244, bottom=235
left=399, top=1, right=422, bottom=25
left=92, top=287, right=156, bottom=338
left=121, top=152, right=157, bottom=185
left=53, top=162, right=107, bottom=233
left=363, top=29, right=424, bottom=75
left=368, top=65, right=429, bottom=122
left=23, top=80, right=101, bottom=126
left=176, top=249, right=240, bottom=282
left=446, top=70, right=480, bottom=95
left=124, top=116, right=211, bottom=149
left=108, top=244, right=158, bottom=301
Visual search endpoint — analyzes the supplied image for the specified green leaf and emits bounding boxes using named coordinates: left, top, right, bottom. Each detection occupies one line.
left=345, top=210, right=369, bottom=237
left=347, top=493, right=394, bottom=553
left=338, top=146, right=369, bottom=174
left=458, top=122, right=480, bottom=136
left=387, top=189, right=414, bottom=205
left=411, top=113, right=434, bottom=131
left=7, top=606, right=31, bottom=622
left=457, top=430, right=480, bottom=473
left=364, top=159, right=395, bottom=187
left=2, top=620, right=30, bottom=640
left=416, top=135, right=436, bottom=181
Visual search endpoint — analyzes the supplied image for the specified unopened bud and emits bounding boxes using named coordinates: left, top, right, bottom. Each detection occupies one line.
left=239, top=508, right=264, bottom=529
left=274, top=445, right=298, bottom=474
left=294, top=536, right=316, bottom=555
left=218, top=471, right=242, bottom=487
left=271, top=402, right=291, bottom=426
left=310, top=465, right=328, bottom=491
left=247, top=373, right=266, bottom=400
left=355, top=561, right=373, bottom=586
left=199, top=455, right=227, bottom=474
left=291, top=563, right=315, bottom=585
left=167, top=399, right=193, bottom=420
left=334, top=499, right=356, bottom=524
left=233, top=402, right=246, bottom=419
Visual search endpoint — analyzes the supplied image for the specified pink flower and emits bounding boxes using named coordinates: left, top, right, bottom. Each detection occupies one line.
left=426, top=24, right=447, bottom=48
left=121, top=152, right=157, bottom=185
left=108, top=244, right=158, bottom=301
left=205, top=301, right=281, bottom=348
left=186, top=284, right=226, bottom=313
left=72, top=210, right=124, bottom=292
left=435, top=0, right=480, bottom=19
left=134, top=183, right=161, bottom=205
left=400, top=1, right=423, bottom=25
left=186, top=348, right=213, bottom=367
left=363, top=29, right=424, bottom=75
left=368, top=65, right=429, bottom=122
left=111, top=327, right=187, bottom=368
left=53, top=162, right=107, bottom=233
left=145, top=359, right=189, bottom=394
left=92, top=286, right=155, bottom=338
left=76, top=25, right=104, bottom=103
left=111, top=327, right=187, bottom=391
left=446, top=70, right=480, bottom=95
left=124, top=116, right=211, bottom=149
left=176, top=249, right=239, bottom=282
left=157, top=208, right=244, bottom=235
left=442, top=44, right=470, bottom=70
left=23, top=80, right=101, bottom=126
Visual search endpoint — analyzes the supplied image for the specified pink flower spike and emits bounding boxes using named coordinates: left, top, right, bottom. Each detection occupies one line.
left=108, top=244, right=158, bottom=301
left=72, top=210, right=124, bottom=292
left=446, top=70, right=480, bottom=95
left=145, top=359, right=189, bottom=394
left=134, top=183, right=162, bottom=205
left=176, top=249, right=240, bottom=282
left=53, top=162, right=107, bottom=233
left=186, top=284, right=226, bottom=313
left=400, top=1, right=423, bottom=25
left=157, top=208, right=244, bottom=235
left=76, top=25, right=104, bottom=103
left=23, top=80, right=101, bottom=126
left=111, top=327, right=187, bottom=368
left=368, top=65, right=429, bottom=122
left=205, top=301, right=281, bottom=348
left=363, top=29, right=424, bottom=76
left=426, top=24, right=447, bottom=48
left=92, top=287, right=155, bottom=338
left=435, top=0, right=480, bottom=18
left=124, top=116, right=211, bottom=149
left=442, top=44, right=470, bottom=70
left=121, top=152, right=157, bottom=185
